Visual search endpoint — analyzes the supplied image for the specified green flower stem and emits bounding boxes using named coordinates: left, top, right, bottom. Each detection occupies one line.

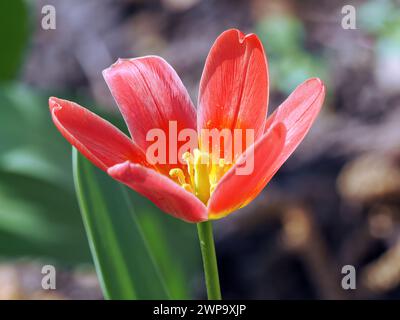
left=197, top=221, right=222, bottom=300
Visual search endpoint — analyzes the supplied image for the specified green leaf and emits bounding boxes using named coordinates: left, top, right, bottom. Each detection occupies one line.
left=0, top=0, right=29, bottom=81
left=0, top=170, right=91, bottom=264
left=0, top=85, right=90, bottom=264
left=73, top=149, right=173, bottom=299
left=0, top=85, right=73, bottom=187
left=136, top=205, right=200, bottom=299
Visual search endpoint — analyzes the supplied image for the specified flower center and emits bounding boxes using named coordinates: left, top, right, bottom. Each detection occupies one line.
left=169, top=149, right=232, bottom=204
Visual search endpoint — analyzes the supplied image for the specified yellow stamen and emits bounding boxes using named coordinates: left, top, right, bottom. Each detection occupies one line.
left=169, top=168, right=186, bottom=185
left=209, top=159, right=228, bottom=185
left=182, top=183, right=193, bottom=193
left=169, top=148, right=232, bottom=205
left=182, top=151, right=194, bottom=186
left=210, top=183, right=217, bottom=194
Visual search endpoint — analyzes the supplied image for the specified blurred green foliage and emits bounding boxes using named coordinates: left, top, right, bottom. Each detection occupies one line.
left=0, top=85, right=91, bottom=263
left=359, top=0, right=400, bottom=56
left=0, top=1, right=90, bottom=263
left=256, top=14, right=328, bottom=94
left=0, top=0, right=29, bottom=81
left=359, top=0, right=400, bottom=37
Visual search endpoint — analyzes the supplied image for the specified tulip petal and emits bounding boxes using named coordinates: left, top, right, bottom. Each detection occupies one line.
left=108, top=162, right=208, bottom=223
left=264, top=78, right=326, bottom=172
left=103, top=56, right=197, bottom=174
left=49, top=97, right=149, bottom=171
left=198, top=29, right=269, bottom=156
left=208, top=123, right=286, bottom=219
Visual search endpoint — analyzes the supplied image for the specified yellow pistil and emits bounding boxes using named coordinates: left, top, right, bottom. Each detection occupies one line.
left=193, top=149, right=211, bottom=204
left=169, top=149, right=232, bottom=205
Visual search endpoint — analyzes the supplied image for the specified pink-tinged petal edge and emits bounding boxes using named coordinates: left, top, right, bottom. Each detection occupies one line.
left=208, top=123, right=287, bottom=219
left=198, top=29, right=269, bottom=157
left=49, top=97, right=149, bottom=171
left=103, top=56, right=197, bottom=175
left=108, top=162, right=208, bottom=223
left=264, top=78, right=326, bottom=174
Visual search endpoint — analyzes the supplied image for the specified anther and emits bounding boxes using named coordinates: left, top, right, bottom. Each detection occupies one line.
left=169, top=168, right=186, bottom=185
left=182, top=151, right=194, bottom=186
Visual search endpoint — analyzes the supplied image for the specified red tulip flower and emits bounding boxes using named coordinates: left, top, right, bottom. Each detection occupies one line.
left=49, top=29, right=325, bottom=223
